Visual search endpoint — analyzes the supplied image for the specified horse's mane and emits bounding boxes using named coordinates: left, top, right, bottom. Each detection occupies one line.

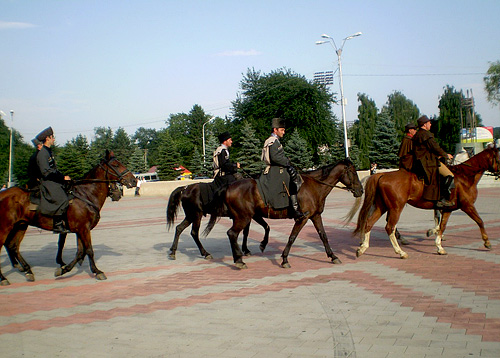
left=303, top=158, right=352, bottom=181
left=450, top=146, right=497, bottom=176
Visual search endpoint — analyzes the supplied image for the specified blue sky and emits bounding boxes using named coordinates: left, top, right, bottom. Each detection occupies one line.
left=1, top=0, right=499, bottom=145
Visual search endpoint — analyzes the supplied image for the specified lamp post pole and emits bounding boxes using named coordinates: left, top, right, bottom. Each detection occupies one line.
left=8, top=110, right=14, bottom=188
left=316, top=32, right=362, bottom=158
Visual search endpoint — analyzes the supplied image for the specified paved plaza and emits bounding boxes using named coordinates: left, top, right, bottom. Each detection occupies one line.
left=1, top=180, right=500, bottom=358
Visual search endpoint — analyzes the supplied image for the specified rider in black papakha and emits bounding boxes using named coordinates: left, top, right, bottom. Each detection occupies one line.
left=213, top=131, right=241, bottom=188
left=35, top=126, right=71, bottom=233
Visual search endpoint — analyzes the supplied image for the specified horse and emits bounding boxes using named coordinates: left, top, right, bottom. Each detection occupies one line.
left=0, top=150, right=137, bottom=285
left=348, top=144, right=500, bottom=259
left=166, top=183, right=270, bottom=260
left=203, top=159, right=364, bottom=269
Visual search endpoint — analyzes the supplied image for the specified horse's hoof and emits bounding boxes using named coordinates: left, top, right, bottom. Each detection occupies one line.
left=0, top=279, right=10, bottom=286
left=281, top=262, right=291, bottom=269
left=332, top=258, right=342, bottom=265
left=484, top=242, right=492, bottom=249
left=25, top=273, right=35, bottom=282
left=55, top=267, right=63, bottom=277
left=235, top=262, right=247, bottom=269
left=259, top=244, right=266, bottom=253
left=437, top=249, right=447, bottom=255
left=96, top=273, right=107, bottom=280
left=244, top=251, right=252, bottom=257
left=168, top=253, right=176, bottom=260
left=205, top=254, right=213, bottom=260
left=356, top=249, right=363, bottom=258
left=400, top=252, right=409, bottom=259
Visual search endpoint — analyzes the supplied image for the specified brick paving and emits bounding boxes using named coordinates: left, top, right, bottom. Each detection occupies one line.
left=1, top=185, right=499, bottom=358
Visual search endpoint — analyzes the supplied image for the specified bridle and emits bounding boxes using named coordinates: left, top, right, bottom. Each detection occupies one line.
left=307, top=163, right=356, bottom=192
left=98, top=157, right=132, bottom=184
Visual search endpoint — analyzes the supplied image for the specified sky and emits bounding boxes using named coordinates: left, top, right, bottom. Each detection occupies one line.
left=1, top=0, right=499, bottom=145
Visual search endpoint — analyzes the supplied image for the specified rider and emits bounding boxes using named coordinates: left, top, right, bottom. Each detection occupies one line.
left=35, top=127, right=71, bottom=233
left=398, top=122, right=417, bottom=171
left=213, top=131, right=241, bottom=188
left=261, top=118, right=305, bottom=220
left=412, top=115, right=454, bottom=208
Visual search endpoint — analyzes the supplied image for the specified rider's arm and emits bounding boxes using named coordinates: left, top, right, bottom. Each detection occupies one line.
left=269, top=140, right=291, bottom=167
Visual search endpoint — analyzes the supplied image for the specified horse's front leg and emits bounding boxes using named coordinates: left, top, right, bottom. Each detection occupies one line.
left=435, top=211, right=451, bottom=255
left=386, top=210, right=408, bottom=259
left=241, top=223, right=252, bottom=256
left=169, top=218, right=191, bottom=260
left=310, top=214, right=341, bottom=264
left=460, top=204, right=491, bottom=249
left=227, top=223, right=248, bottom=269
left=281, top=218, right=308, bottom=268
left=190, top=214, right=213, bottom=260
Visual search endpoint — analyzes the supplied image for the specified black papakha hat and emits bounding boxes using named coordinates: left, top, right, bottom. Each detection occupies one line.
left=35, top=127, right=53, bottom=142
left=218, top=131, right=231, bottom=143
left=271, top=118, right=286, bottom=129
left=417, top=115, right=431, bottom=127
left=404, top=123, right=417, bottom=132
left=31, top=138, right=42, bottom=147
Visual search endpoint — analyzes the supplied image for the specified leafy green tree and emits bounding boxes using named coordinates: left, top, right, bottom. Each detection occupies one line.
left=484, top=60, right=500, bottom=106
left=383, top=91, right=420, bottom=142
left=202, top=133, right=218, bottom=177
left=89, top=127, right=114, bottom=165
left=285, top=130, right=314, bottom=170
left=0, top=118, right=33, bottom=187
left=369, top=109, right=399, bottom=168
left=132, top=127, right=160, bottom=169
left=236, top=120, right=263, bottom=177
left=435, top=85, right=464, bottom=153
left=58, top=135, right=92, bottom=179
left=156, top=130, right=180, bottom=181
left=351, top=93, right=378, bottom=169
left=111, top=127, right=133, bottom=166
left=128, top=146, right=147, bottom=173
left=231, top=67, right=337, bottom=163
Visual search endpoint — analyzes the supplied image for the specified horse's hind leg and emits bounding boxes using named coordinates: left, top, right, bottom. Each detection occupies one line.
left=56, top=233, right=68, bottom=266
left=435, top=211, right=451, bottom=255
left=310, top=215, right=341, bottom=264
left=169, top=217, right=191, bottom=260
left=190, top=214, right=212, bottom=259
left=5, top=225, right=35, bottom=281
left=460, top=204, right=491, bottom=249
left=357, top=206, right=384, bottom=257
left=227, top=219, right=250, bottom=269
left=241, top=223, right=251, bottom=256
left=386, top=210, right=408, bottom=259
left=281, top=219, right=308, bottom=268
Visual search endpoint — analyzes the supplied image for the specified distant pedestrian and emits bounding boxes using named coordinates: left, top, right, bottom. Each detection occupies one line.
left=370, top=162, right=377, bottom=175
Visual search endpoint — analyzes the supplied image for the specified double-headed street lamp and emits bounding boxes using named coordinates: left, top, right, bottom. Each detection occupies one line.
left=202, top=116, right=215, bottom=164
left=316, top=32, right=362, bottom=158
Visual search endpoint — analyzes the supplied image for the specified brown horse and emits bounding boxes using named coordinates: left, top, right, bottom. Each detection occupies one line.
left=0, top=151, right=137, bottom=285
left=349, top=144, right=500, bottom=258
left=204, top=159, right=364, bottom=269
left=166, top=183, right=270, bottom=260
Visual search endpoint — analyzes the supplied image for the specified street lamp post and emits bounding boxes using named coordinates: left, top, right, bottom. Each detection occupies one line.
left=316, top=32, right=362, bottom=158
left=8, top=110, right=14, bottom=188
left=202, top=116, right=215, bottom=164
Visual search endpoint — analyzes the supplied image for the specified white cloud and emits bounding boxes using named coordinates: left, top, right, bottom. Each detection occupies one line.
left=214, top=49, right=262, bottom=57
left=0, top=21, right=36, bottom=30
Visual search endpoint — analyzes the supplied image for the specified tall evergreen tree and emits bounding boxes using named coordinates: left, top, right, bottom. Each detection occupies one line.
left=369, top=109, right=399, bottom=168
left=111, top=127, right=133, bottom=166
left=352, top=93, right=378, bottom=169
left=189, top=146, right=204, bottom=177
left=436, top=85, right=465, bottom=153
left=236, top=121, right=263, bottom=177
left=285, top=130, right=314, bottom=170
left=89, top=127, right=114, bottom=165
left=156, top=130, right=180, bottom=181
left=384, top=91, right=420, bottom=142
left=58, top=135, right=92, bottom=179
left=128, top=146, right=147, bottom=173
left=201, top=133, right=218, bottom=177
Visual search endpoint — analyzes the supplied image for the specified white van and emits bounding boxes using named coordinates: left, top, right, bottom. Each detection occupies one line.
left=135, top=172, right=159, bottom=182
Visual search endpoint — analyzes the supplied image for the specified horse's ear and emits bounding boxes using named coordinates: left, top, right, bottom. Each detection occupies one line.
left=105, top=150, right=115, bottom=159
left=105, top=150, right=110, bottom=159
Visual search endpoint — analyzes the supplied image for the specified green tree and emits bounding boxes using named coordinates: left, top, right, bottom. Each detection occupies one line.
left=236, top=120, right=263, bottom=177
left=369, top=109, right=399, bottom=168
left=285, top=130, right=314, bottom=170
left=189, top=146, right=204, bottom=177
left=383, top=91, right=420, bottom=142
left=202, top=133, right=218, bottom=176
left=89, top=127, right=114, bottom=165
left=231, top=67, right=337, bottom=163
left=484, top=60, right=500, bottom=106
left=351, top=93, right=378, bottom=169
left=58, top=135, right=92, bottom=179
left=111, top=127, right=133, bottom=166
left=128, top=146, right=147, bottom=173
left=132, top=127, right=160, bottom=169
left=156, top=130, right=180, bottom=181
left=436, top=86, right=464, bottom=153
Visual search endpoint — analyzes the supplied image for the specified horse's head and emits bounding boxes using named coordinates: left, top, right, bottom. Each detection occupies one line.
left=339, top=158, right=363, bottom=198
left=108, top=182, right=123, bottom=202
left=486, top=143, right=500, bottom=176
left=100, top=150, right=138, bottom=188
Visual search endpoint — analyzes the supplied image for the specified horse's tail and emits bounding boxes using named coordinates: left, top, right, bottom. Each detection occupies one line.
left=343, top=175, right=370, bottom=225
left=166, top=186, right=186, bottom=230
left=353, top=174, right=381, bottom=237
left=202, top=185, right=227, bottom=238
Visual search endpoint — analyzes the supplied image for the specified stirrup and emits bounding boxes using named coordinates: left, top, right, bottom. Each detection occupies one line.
left=435, top=199, right=454, bottom=208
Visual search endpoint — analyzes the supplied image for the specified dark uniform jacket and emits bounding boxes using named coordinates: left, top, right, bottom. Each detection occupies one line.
left=412, top=129, right=448, bottom=201
left=37, top=145, right=69, bottom=216
left=258, top=135, right=291, bottom=209
left=213, top=145, right=239, bottom=188
left=27, top=150, right=42, bottom=189
left=398, top=135, right=413, bottom=171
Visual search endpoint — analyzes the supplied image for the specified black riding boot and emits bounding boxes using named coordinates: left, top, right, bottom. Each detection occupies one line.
left=436, top=176, right=455, bottom=208
left=53, top=215, right=70, bottom=234
left=290, top=194, right=306, bottom=221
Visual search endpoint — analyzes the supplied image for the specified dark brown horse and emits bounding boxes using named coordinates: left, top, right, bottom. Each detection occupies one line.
left=204, top=159, right=364, bottom=269
left=166, top=183, right=270, bottom=259
left=0, top=151, right=137, bottom=285
left=349, top=144, right=500, bottom=258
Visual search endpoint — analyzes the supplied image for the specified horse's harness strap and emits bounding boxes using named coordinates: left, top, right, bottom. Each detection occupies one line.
left=70, top=191, right=101, bottom=220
